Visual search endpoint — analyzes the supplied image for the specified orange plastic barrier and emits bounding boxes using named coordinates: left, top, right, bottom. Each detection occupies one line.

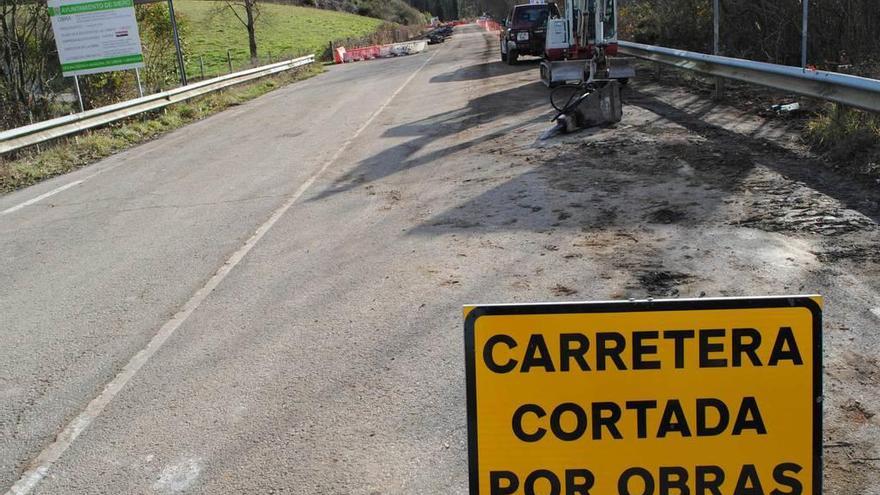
left=477, top=19, right=501, bottom=32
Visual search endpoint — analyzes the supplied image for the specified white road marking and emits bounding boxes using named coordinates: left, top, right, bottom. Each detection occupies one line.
left=4, top=47, right=442, bottom=495
left=871, top=307, right=880, bottom=320
left=1, top=127, right=196, bottom=217
left=1, top=180, right=84, bottom=215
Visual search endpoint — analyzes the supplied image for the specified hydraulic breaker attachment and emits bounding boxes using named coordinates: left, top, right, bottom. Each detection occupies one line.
left=555, top=81, right=622, bottom=133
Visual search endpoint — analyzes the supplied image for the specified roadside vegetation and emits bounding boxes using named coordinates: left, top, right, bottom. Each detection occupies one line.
left=0, top=66, right=321, bottom=194
left=805, top=106, right=880, bottom=179
left=1, top=1, right=402, bottom=130
left=1, top=0, right=414, bottom=193
left=619, top=0, right=880, bottom=177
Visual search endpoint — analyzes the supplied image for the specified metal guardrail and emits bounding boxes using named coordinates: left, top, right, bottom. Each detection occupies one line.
left=618, top=41, right=880, bottom=113
left=0, top=54, right=315, bottom=155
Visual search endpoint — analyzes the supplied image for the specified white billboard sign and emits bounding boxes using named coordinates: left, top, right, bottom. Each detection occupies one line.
left=48, top=0, right=145, bottom=77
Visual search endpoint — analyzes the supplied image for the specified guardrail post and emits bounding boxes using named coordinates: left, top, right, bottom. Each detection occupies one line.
left=199, top=56, right=205, bottom=80
left=712, top=0, right=723, bottom=100
left=801, top=0, right=809, bottom=68
left=28, top=112, right=41, bottom=153
left=227, top=50, right=233, bottom=73
left=714, top=78, right=725, bottom=100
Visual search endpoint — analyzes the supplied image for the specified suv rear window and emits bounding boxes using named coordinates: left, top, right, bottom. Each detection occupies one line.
left=511, top=5, right=555, bottom=29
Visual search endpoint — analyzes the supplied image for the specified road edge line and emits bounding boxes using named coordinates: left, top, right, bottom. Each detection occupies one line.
left=4, top=47, right=442, bottom=495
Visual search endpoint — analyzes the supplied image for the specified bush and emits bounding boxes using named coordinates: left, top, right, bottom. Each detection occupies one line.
left=79, top=4, right=189, bottom=107
left=806, top=105, right=880, bottom=157
left=138, top=4, right=190, bottom=91
left=620, top=0, right=711, bottom=51
left=268, top=0, right=428, bottom=24
left=354, top=0, right=424, bottom=25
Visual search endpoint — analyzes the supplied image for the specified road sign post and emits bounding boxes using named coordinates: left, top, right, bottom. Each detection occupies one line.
left=464, top=296, right=822, bottom=495
left=168, top=0, right=187, bottom=86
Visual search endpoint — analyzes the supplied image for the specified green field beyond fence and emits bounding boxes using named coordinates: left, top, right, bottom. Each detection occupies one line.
left=176, top=0, right=384, bottom=77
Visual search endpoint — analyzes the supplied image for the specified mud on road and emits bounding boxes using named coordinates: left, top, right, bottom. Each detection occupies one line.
left=415, top=31, right=879, bottom=492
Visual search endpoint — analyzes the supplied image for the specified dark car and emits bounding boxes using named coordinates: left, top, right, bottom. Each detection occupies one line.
left=500, top=2, right=560, bottom=65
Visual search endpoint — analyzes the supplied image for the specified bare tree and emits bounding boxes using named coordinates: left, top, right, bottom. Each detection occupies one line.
left=0, top=0, right=58, bottom=129
left=620, top=0, right=880, bottom=70
left=223, top=0, right=260, bottom=64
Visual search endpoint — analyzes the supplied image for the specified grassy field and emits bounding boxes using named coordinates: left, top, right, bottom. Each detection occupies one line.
left=176, top=1, right=384, bottom=77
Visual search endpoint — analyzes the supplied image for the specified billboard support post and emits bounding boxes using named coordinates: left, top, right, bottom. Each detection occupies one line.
left=168, top=0, right=187, bottom=86
left=73, top=75, right=84, bottom=113
left=135, top=67, right=144, bottom=97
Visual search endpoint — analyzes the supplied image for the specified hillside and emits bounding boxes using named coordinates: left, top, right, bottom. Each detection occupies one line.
left=279, top=0, right=479, bottom=23
left=265, top=0, right=510, bottom=26
left=176, top=1, right=385, bottom=76
left=272, top=0, right=428, bottom=25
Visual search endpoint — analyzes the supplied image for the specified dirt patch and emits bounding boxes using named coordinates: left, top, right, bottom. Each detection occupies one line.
left=633, top=270, right=695, bottom=297
left=380, top=189, right=403, bottom=210
left=646, top=207, right=688, bottom=224
left=551, top=284, right=579, bottom=296
left=841, top=399, right=876, bottom=423
left=813, top=243, right=880, bottom=264
left=442, top=67, right=880, bottom=495
left=733, top=171, right=877, bottom=235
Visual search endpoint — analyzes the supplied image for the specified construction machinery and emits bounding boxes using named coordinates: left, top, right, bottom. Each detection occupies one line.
left=541, top=0, right=635, bottom=131
left=540, top=0, right=635, bottom=87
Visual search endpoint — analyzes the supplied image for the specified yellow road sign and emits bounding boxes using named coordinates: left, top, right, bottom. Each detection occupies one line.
left=464, top=296, right=822, bottom=495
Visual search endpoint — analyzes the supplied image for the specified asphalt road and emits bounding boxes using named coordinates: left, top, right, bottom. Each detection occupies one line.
left=2, top=25, right=879, bottom=494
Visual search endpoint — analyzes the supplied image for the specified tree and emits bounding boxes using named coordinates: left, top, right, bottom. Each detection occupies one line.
left=619, top=0, right=880, bottom=68
left=137, top=3, right=189, bottom=91
left=223, top=0, right=260, bottom=64
left=0, top=0, right=58, bottom=129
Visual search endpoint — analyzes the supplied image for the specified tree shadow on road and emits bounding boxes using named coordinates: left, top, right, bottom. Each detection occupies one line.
left=626, top=89, right=880, bottom=225
left=430, top=59, right=541, bottom=83
left=406, top=86, right=879, bottom=242
left=309, top=81, right=550, bottom=202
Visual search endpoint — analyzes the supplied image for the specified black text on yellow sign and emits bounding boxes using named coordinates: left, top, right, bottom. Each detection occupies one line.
left=464, top=297, right=822, bottom=495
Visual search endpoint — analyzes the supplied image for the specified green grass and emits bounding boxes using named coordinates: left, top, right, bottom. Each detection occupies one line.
left=176, top=1, right=384, bottom=77
left=0, top=66, right=322, bottom=193
left=805, top=104, right=880, bottom=179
